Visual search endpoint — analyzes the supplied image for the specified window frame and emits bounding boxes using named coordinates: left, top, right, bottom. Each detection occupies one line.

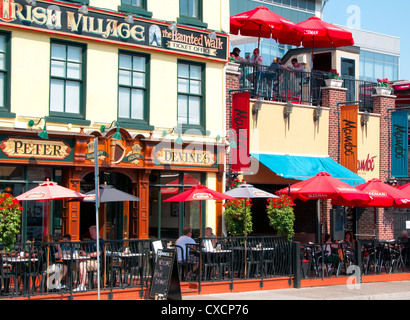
left=48, top=39, right=90, bottom=125
left=117, top=50, right=153, bottom=130
left=0, top=31, right=13, bottom=118
left=178, top=0, right=207, bottom=28
left=177, top=59, right=206, bottom=134
left=118, top=0, right=152, bottom=18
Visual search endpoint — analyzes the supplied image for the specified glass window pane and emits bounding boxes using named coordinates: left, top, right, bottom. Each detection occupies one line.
left=178, top=63, right=189, bottom=78
left=119, top=87, right=130, bottom=118
left=51, top=43, right=66, bottom=60
left=133, top=56, right=145, bottom=72
left=50, top=79, right=64, bottom=112
left=190, top=80, right=201, bottom=94
left=188, top=0, right=198, bottom=18
left=119, top=54, right=132, bottom=70
left=0, top=36, right=5, bottom=53
left=67, top=46, right=81, bottom=63
left=131, top=89, right=144, bottom=119
left=189, top=96, right=200, bottom=125
left=132, top=71, right=145, bottom=87
left=0, top=53, right=5, bottom=71
left=190, top=65, right=201, bottom=79
left=119, top=70, right=131, bottom=86
left=178, top=95, right=188, bottom=124
left=65, top=81, right=80, bottom=113
left=67, top=62, right=80, bottom=79
left=0, top=73, right=4, bottom=107
left=178, top=79, right=189, bottom=93
left=180, top=0, right=188, bottom=16
left=51, top=60, right=65, bottom=77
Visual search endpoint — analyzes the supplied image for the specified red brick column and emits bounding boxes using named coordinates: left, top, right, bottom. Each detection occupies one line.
left=321, top=86, right=347, bottom=239
left=372, top=93, right=396, bottom=240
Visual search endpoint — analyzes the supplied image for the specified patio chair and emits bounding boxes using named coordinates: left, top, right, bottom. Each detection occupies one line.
left=0, top=253, right=18, bottom=296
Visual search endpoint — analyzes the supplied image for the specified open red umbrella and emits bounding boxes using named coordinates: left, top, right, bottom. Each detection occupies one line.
left=277, top=172, right=370, bottom=204
left=230, top=6, right=304, bottom=49
left=296, top=16, right=354, bottom=69
left=16, top=179, right=85, bottom=238
left=16, top=180, right=85, bottom=201
left=163, top=184, right=236, bottom=236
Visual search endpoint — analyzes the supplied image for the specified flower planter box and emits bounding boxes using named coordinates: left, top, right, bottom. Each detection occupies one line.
left=324, top=79, right=343, bottom=88
left=375, top=86, right=391, bottom=95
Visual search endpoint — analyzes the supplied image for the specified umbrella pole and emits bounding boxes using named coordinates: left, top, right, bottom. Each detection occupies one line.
left=94, top=137, right=101, bottom=300
left=244, top=198, right=247, bottom=278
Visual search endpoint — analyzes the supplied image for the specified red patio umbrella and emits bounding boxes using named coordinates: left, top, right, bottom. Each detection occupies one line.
left=163, top=184, right=236, bottom=236
left=332, top=179, right=410, bottom=238
left=277, top=172, right=370, bottom=204
left=296, top=16, right=354, bottom=69
left=230, top=6, right=304, bottom=49
left=16, top=179, right=85, bottom=238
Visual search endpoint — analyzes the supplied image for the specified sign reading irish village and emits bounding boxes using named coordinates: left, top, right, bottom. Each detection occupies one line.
left=0, top=0, right=228, bottom=61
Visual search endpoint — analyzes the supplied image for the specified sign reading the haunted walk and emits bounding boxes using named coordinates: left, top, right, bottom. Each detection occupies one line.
left=0, top=0, right=228, bottom=62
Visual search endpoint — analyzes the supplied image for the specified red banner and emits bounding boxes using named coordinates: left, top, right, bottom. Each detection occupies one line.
left=231, top=92, right=250, bottom=172
left=340, top=105, right=358, bottom=173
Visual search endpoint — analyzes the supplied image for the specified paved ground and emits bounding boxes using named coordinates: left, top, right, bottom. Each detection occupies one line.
left=184, top=281, right=410, bottom=300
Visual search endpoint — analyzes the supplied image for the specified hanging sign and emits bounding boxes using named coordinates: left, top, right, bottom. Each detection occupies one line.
left=391, top=110, right=409, bottom=177
left=231, top=92, right=250, bottom=172
left=340, top=105, right=358, bottom=173
left=0, top=0, right=228, bottom=62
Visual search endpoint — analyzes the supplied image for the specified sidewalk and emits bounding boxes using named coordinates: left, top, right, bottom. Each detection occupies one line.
left=183, top=281, right=410, bottom=300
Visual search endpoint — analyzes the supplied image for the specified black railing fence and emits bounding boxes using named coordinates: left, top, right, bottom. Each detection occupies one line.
left=238, top=62, right=377, bottom=111
left=0, top=237, right=408, bottom=298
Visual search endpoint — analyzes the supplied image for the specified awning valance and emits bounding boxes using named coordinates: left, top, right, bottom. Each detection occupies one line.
left=251, top=153, right=365, bottom=186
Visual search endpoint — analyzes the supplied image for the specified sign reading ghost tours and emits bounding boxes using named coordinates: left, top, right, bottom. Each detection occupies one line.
left=0, top=0, right=228, bottom=62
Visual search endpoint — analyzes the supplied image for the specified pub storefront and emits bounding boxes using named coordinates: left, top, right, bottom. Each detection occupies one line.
left=0, top=127, right=225, bottom=242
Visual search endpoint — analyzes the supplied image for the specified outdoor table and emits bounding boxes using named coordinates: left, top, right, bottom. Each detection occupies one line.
left=4, top=256, right=39, bottom=294
left=106, top=251, right=143, bottom=287
left=60, top=254, right=91, bottom=291
left=201, top=249, right=232, bottom=281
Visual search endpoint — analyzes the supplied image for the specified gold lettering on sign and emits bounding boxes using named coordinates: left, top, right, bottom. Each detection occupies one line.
left=155, top=147, right=216, bottom=167
left=1, top=137, right=71, bottom=160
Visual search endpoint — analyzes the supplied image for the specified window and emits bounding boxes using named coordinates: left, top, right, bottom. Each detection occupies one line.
left=119, top=0, right=152, bottom=18
left=178, top=0, right=207, bottom=28
left=177, top=61, right=205, bottom=131
left=49, top=41, right=87, bottom=123
left=118, top=51, right=152, bottom=129
left=0, top=32, right=12, bottom=118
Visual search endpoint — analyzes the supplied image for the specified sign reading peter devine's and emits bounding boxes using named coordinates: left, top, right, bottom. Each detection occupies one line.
left=0, top=0, right=228, bottom=62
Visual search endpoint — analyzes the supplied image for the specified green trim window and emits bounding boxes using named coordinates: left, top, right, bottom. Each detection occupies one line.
left=0, top=32, right=13, bottom=118
left=118, top=51, right=152, bottom=129
left=49, top=40, right=86, bottom=121
left=178, top=0, right=207, bottom=28
left=177, top=61, right=205, bottom=131
left=119, top=0, right=152, bottom=18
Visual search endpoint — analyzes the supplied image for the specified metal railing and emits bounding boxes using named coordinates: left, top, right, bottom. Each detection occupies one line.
left=238, top=62, right=377, bottom=111
left=1, top=237, right=408, bottom=298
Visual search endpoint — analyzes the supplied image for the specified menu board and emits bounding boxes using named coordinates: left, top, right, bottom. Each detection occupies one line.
left=149, top=249, right=181, bottom=300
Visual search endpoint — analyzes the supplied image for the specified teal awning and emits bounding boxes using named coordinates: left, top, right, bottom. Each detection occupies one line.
left=251, top=153, right=365, bottom=186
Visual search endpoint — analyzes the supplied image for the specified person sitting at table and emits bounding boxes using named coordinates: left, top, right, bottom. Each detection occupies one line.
left=74, top=225, right=104, bottom=292
left=176, top=227, right=198, bottom=279
left=230, top=47, right=245, bottom=62
left=42, top=234, right=65, bottom=291
left=204, top=227, right=217, bottom=250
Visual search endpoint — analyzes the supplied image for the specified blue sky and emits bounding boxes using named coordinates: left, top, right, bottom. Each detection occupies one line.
left=322, top=0, right=409, bottom=81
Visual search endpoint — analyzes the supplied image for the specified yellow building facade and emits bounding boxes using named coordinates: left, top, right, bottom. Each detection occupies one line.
left=0, top=0, right=229, bottom=241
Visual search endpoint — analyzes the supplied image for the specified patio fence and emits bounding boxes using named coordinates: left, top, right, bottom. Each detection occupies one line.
left=237, top=62, right=377, bottom=112
left=0, top=237, right=409, bottom=298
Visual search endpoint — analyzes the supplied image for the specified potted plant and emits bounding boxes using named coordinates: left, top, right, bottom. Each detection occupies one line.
left=0, top=193, right=22, bottom=251
left=223, top=179, right=253, bottom=236
left=325, top=69, right=343, bottom=87
left=375, top=78, right=392, bottom=95
left=266, top=194, right=295, bottom=241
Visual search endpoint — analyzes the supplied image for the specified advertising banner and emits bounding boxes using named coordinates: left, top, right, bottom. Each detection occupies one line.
left=340, top=105, right=358, bottom=173
left=391, top=110, right=409, bottom=177
left=231, top=92, right=250, bottom=172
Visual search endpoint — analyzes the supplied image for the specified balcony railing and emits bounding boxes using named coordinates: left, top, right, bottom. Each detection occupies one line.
left=237, top=62, right=377, bottom=112
left=0, top=237, right=408, bottom=298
